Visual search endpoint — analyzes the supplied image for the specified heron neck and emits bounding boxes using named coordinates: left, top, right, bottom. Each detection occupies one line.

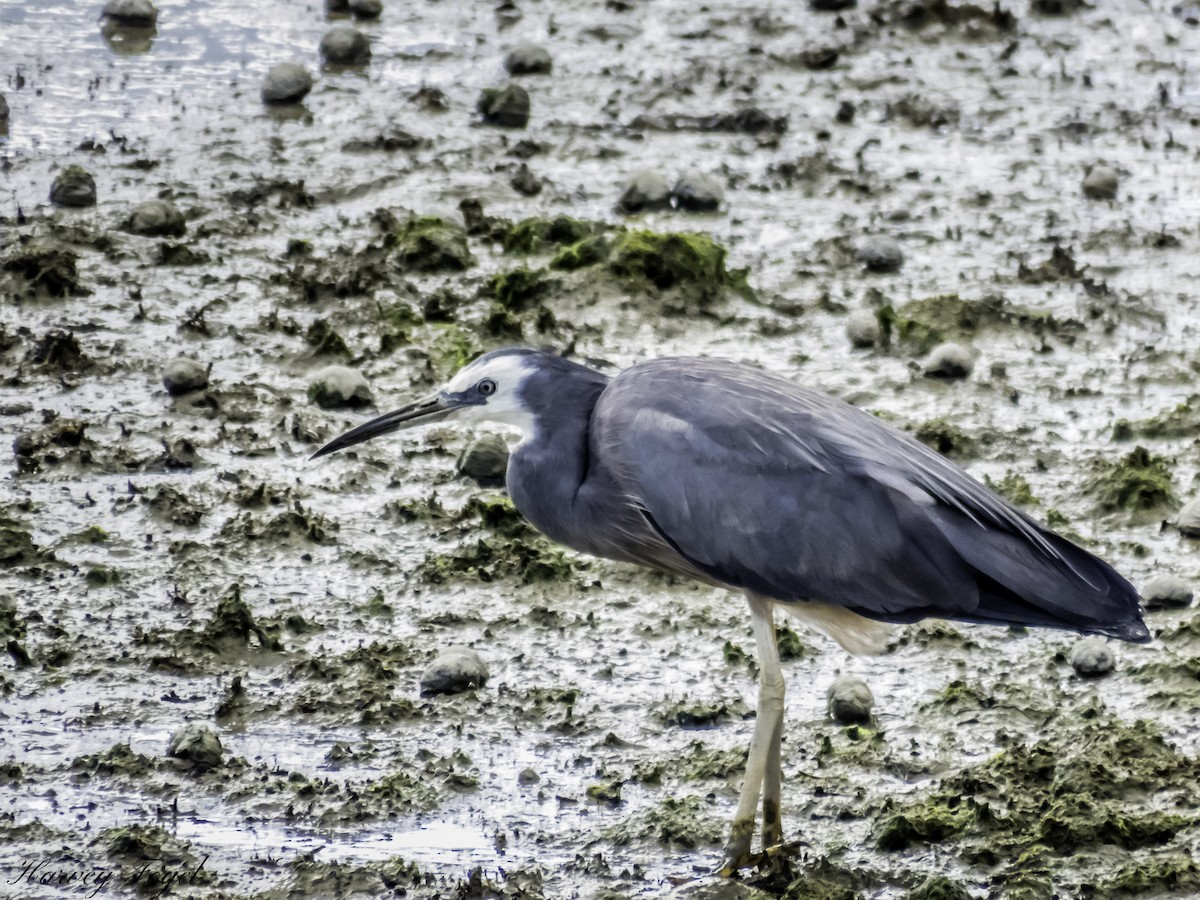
left=506, top=376, right=608, bottom=552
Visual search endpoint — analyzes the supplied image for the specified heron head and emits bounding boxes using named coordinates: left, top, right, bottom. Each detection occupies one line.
left=310, top=348, right=538, bottom=459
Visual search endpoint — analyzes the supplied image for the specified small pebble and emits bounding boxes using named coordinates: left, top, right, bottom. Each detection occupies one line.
left=102, top=0, right=158, bottom=26
left=826, top=675, right=873, bottom=724
left=50, top=166, right=97, bottom=208
left=672, top=171, right=724, bottom=212
left=261, top=62, right=313, bottom=104
left=420, top=646, right=489, bottom=696
left=477, top=84, right=530, bottom=128
left=348, top=0, right=383, bottom=18
left=162, top=357, right=209, bottom=396
left=320, top=26, right=371, bottom=66
left=167, top=723, right=223, bottom=771
left=517, top=767, right=540, bottom=785
left=845, top=309, right=882, bottom=348
left=923, top=342, right=974, bottom=379
left=856, top=235, right=904, bottom=272
left=458, top=434, right=510, bottom=484
left=308, top=365, right=372, bottom=409
left=617, top=170, right=672, bottom=214
left=1082, top=164, right=1119, bottom=200
left=1068, top=636, right=1114, bottom=678
left=510, top=162, right=541, bottom=196
left=1142, top=573, right=1194, bottom=611
left=126, top=199, right=186, bottom=237
left=504, top=41, right=553, bottom=75
left=1176, top=498, right=1200, bottom=538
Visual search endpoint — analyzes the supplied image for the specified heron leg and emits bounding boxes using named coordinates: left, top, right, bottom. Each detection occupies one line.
left=718, top=594, right=785, bottom=876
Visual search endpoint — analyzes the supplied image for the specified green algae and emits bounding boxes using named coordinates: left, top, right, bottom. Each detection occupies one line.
left=983, top=471, right=1037, bottom=506
left=271, top=856, right=424, bottom=898
left=914, top=418, right=976, bottom=458
left=875, top=714, right=1200, bottom=874
left=1097, top=854, right=1200, bottom=896
left=604, top=794, right=723, bottom=848
left=607, top=230, right=748, bottom=312
left=1113, top=396, right=1200, bottom=441
left=501, top=214, right=594, bottom=254
left=488, top=266, right=554, bottom=312
left=878, top=293, right=1082, bottom=355
left=633, top=740, right=746, bottom=784
left=656, top=696, right=748, bottom=727
left=394, top=216, right=473, bottom=271
left=415, top=495, right=580, bottom=585
left=586, top=776, right=624, bottom=806
left=1085, top=446, right=1176, bottom=514
left=549, top=234, right=611, bottom=270
left=906, top=876, right=972, bottom=900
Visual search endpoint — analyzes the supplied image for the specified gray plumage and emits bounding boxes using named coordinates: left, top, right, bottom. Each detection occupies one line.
left=312, top=345, right=1150, bottom=873
left=487, top=349, right=1147, bottom=643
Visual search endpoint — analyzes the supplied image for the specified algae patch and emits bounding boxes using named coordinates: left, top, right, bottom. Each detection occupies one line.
left=875, top=714, right=1200, bottom=888
left=1085, top=446, right=1176, bottom=515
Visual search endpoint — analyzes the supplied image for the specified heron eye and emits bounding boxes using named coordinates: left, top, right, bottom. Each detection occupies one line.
left=477, top=379, right=497, bottom=396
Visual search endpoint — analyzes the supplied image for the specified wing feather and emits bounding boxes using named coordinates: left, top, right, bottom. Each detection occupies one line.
left=591, top=357, right=1147, bottom=640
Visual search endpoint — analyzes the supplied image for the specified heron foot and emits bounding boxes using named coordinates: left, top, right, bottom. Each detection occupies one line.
left=714, top=840, right=806, bottom=878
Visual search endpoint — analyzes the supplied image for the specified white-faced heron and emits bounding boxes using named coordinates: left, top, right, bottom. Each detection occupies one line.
left=312, top=347, right=1150, bottom=874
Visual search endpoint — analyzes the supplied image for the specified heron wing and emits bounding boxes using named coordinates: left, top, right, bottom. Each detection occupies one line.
left=592, top=358, right=1147, bottom=641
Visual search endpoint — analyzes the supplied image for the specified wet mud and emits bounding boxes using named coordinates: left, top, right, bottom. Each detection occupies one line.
left=2, top=0, right=1200, bottom=897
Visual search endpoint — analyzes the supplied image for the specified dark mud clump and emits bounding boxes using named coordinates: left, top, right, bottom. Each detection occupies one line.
left=1, top=239, right=88, bottom=298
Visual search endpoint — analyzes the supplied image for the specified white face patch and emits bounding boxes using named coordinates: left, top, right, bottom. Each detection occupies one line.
left=444, top=353, right=538, bottom=440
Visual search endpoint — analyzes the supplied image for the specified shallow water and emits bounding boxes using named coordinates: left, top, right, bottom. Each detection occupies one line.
left=3, top=0, right=1200, bottom=898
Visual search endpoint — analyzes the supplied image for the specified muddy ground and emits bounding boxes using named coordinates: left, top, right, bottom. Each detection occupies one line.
left=2, top=0, right=1200, bottom=897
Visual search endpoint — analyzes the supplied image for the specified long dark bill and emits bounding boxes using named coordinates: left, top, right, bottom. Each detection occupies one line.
left=309, top=394, right=456, bottom=460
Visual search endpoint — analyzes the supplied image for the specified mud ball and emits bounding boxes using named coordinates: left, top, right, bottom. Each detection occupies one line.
left=504, top=41, right=553, bottom=75
left=420, top=646, right=489, bottom=696
left=826, top=675, right=873, bottom=724
left=617, top=169, right=672, bottom=214
left=856, top=235, right=904, bottom=272
left=261, top=62, right=313, bottom=104
left=517, top=767, right=540, bottom=785
left=924, top=342, right=974, bottom=379
left=1176, top=498, right=1200, bottom=538
left=1142, top=573, right=1193, bottom=611
left=162, top=357, right=209, bottom=396
left=320, top=26, right=371, bottom=66
left=1082, top=164, right=1119, bottom=200
left=167, top=723, right=223, bottom=771
left=457, top=434, right=510, bottom=485
left=50, top=166, right=97, bottom=208
left=477, top=84, right=530, bottom=128
left=308, top=365, right=372, bottom=409
left=845, top=309, right=882, bottom=348
left=126, top=199, right=186, bottom=237
left=325, top=0, right=349, bottom=10
left=349, top=0, right=383, bottom=18
left=102, top=0, right=158, bottom=26
left=1068, top=637, right=1114, bottom=678
left=672, top=171, right=725, bottom=212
